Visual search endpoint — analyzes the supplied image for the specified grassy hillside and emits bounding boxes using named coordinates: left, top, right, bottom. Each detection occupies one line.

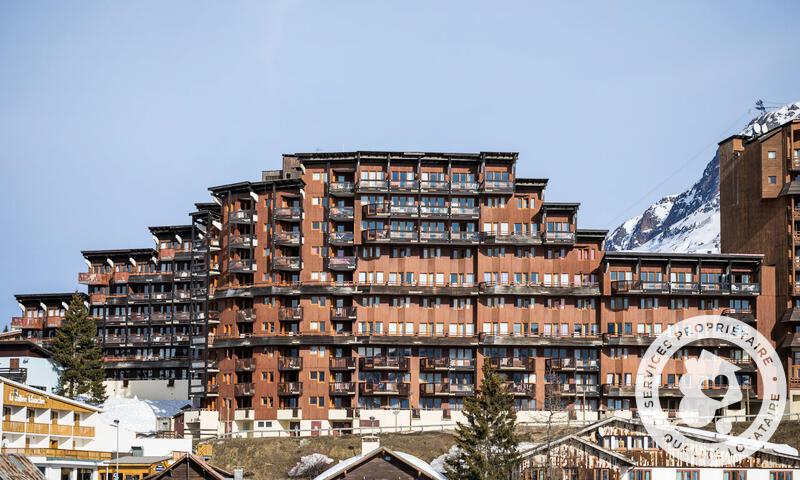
left=206, top=421, right=800, bottom=480
left=207, top=425, right=579, bottom=480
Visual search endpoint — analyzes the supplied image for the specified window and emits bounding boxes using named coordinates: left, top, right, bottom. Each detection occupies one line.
left=771, top=472, right=792, bottom=480
left=723, top=470, right=746, bottom=480
left=632, top=470, right=652, bottom=480
left=677, top=471, right=699, bottom=480
left=768, top=151, right=777, bottom=159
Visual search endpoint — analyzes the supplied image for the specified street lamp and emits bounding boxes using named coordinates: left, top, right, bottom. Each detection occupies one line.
left=111, top=419, right=120, bottom=479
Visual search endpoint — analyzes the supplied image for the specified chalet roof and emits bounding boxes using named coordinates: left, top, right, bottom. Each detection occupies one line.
left=517, top=434, right=636, bottom=466
left=313, top=446, right=444, bottom=480
left=0, top=454, right=46, bottom=480
left=144, top=453, right=235, bottom=480
left=0, top=340, right=53, bottom=359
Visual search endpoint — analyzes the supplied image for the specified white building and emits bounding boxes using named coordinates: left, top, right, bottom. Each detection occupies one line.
left=0, top=341, right=59, bottom=394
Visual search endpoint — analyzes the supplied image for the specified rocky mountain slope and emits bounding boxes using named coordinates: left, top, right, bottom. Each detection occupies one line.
left=606, top=102, right=800, bottom=252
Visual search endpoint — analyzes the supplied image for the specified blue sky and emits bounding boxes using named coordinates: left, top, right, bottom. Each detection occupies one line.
left=1, top=1, right=799, bottom=325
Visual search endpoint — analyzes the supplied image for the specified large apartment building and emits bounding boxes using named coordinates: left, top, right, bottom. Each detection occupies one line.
left=199, top=151, right=773, bottom=435
left=10, top=149, right=785, bottom=433
left=719, top=121, right=800, bottom=412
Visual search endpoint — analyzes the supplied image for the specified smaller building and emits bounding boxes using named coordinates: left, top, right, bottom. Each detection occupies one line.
left=0, top=377, right=112, bottom=480
left=313, top=437, right=444, bottom=480
left=0, top=341, right=59, bottom=394
left=513, top=416, right=800, bottom=480
left=97, top=455, right=170, bottom=480
left=143, top=453, right=239, bottom=480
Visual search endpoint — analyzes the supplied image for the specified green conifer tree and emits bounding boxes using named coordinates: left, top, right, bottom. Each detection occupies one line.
left=445, top=359, right=520, bottom=480
left=51, top=293, right=107, bottom=404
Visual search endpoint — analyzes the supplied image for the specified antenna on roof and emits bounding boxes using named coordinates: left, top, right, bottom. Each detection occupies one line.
left=755, top=99, right=767, bottom=113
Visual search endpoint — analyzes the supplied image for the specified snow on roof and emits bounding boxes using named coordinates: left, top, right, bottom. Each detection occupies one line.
left=313, top=447, right=445, bottom=480
left=100, top=397, right=191, bottom=434
left=394, top=452, right=446, bottom=480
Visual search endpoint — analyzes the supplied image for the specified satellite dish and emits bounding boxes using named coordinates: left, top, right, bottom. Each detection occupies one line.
left=762, top=123, right=769, bottom=133
left=753, top=123, right=762, bottom=134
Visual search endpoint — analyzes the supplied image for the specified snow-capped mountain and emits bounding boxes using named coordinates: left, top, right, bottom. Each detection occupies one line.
left=606, top=101, right=800, bottom=253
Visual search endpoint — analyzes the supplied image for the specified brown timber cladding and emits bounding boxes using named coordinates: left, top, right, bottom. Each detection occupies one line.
left=193, top=151, right=776, bottom=425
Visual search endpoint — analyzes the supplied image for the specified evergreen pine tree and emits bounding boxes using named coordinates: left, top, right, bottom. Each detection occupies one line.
left=445, top=359, right=520, bottom=480
left=51, top=293, right=107, bottom=404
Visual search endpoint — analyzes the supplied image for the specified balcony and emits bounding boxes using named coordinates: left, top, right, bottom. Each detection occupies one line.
left=389, top=205, right=419, bottom=217
left=450, top=206, right=481, bottom=218
left=419, top=231, right=449, bottom=242
left=330, top=306, right=357, bottom=321
left=278, top=382, right=303, bottom=395
left=236, top=308, right=255, bottom=323
left=3, top=448, right=110, bottom=461
left=234, top=383, right=254, bottom=396
left=89, top=293, right=107, bottom=305
left=151, top=292, right=172, bottom=302
left=420, top=206, right=449, bottom=217
left=278, top=356, right=303, bottom=371
left=11, top=317, right=43, bottom=329
left=235, top=358, right=255, bottom=371
left=363, top=203, right=391, bottom=217
left=359, top=381, right=410, bottom=396
left=390, top=230, right=418, bottom=242
left=329, top=357, right=356, bottom=370
left=420, top=383, right=450, bottom=396
left=329, top=382, right=356, bottom=395
left=359, top=356, right=410, bottom=370
left=272, top=256, right=300, bottom=271
left=128, top=334, right=150, bottom=345
left=451, top=181, right=480, bottom=193
left=329, top=181, right=355, bottom=195
left=420, top=180, right=450, bottom=192
left=488, top=357, right=536, bottom=371
left=278, top=306, right=303, bottom=321
left=78, top=272, right=110, bottom=285
left=228, top=210, right=257, bottom=224
left=274, top=231, right=301, bottom=246
left=229, top=234, right=257, bottom=249
left=482, top=180, right=514, bottom=193
left=274, top=207, right=302, bottom=222
left=482, top=232, right=542, bottom=245
left=357, top=179, right=389, bottom=192
left=362, top=229, right=391, bottom=242
left=449, top=384, right=476, bottom=396
left=548, top=358, right=599, bottom=371
left=420, top=357, right=476, bottom=371
left=390, top=180, right=419, bottom=192
left=505, top=382, right=536, bottom=396
left=228, top=259, right=257, bottom=273
left=329, top=231, right=355, bottom=246
left=0, top=368, right=27, bottom=384
left=450, top=231, right=481, bottom=244
left=277, top=408, right=302, bottom=420
left=103, top=335, right=127, bottom=345
left=330, top=206, right=355, bottom=221
left=548, top=383, right=599, bottom=395
left=542, top=231, right=576, bottom=244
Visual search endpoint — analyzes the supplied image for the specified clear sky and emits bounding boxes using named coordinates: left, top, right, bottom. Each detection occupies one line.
left=1, top=1, right=799, bottom=325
